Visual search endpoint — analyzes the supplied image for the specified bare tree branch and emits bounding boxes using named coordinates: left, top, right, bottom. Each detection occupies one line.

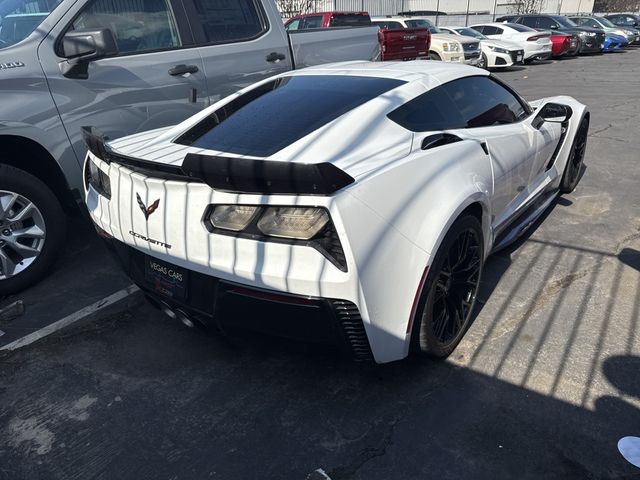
left=507, top=0, right=546, bottom=14
left=593, top=0, right=640, bottom=12
left=276, top=0, right=319, bottom=19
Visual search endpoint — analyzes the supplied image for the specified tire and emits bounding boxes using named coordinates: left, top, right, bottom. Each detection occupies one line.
left=570, top=38, right=581, bottom=56
left=523, top=57, right=534, bottom=64
left=560, top=116, right=589, bottom=194
left=411, top=215, right=484, bottom=358
left=429, top=51, right=442, bottom=61
left=478, top=52, right=488, bottom=69
left=0, top=164, right=66, bottom=295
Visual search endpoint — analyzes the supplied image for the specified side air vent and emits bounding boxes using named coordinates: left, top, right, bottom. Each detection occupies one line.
left=331, top=300, right=373, bottom=361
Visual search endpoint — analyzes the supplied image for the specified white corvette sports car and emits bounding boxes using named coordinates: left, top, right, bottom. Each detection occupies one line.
left=83, top=61, right=589, bottom=364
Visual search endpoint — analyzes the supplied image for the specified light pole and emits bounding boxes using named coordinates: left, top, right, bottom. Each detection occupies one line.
left=465, top=0, right=471, bottom=26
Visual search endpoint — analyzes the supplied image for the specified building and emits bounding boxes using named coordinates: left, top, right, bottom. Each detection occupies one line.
left=309, top=0, right=595, bottom=21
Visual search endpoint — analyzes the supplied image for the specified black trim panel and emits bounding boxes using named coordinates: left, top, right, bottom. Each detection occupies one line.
left=81, top=127, right=197, bottom=182
left=82, top=127, right=356, bottom=195
left=182, top=153, right=355, bottom=195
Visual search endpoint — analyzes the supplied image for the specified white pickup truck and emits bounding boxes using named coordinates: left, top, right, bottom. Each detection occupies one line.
left=0, top=0, right=380, bottom=294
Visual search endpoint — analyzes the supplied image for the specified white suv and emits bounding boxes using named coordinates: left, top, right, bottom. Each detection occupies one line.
left=372, top=16, right=481, bottom=65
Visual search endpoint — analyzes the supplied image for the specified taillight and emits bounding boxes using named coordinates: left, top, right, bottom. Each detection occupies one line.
left=527, top=35, right=543, bottom=41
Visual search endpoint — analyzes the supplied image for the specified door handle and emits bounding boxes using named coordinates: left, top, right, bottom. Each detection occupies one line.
left=168, top=64, right=199, bottom=76
left=265, top=52, right=286, bottom=63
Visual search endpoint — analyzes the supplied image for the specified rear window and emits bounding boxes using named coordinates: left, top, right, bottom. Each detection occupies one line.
left=176, top=75, right=405, bottom=157
left=507, top=23, right=536, bottom=32
left=329, top=14, right=371, bottom=27
left=405, top=19, right=438, bottom=33
left=372, top=20, right=403, bottom=29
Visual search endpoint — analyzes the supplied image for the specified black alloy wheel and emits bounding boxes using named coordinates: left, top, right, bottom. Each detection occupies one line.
left=560, top=116, right=589, bottom=193
left=412, top=215, right=484, bottom=358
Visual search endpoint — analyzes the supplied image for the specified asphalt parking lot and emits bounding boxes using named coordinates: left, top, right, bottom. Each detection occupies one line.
left=2, top=50, right=640, bottom=479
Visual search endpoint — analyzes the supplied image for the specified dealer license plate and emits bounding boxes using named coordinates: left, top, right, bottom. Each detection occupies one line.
left=517, top=54, right=523, bottom=62
left=144, top=256, right=188, bottom=301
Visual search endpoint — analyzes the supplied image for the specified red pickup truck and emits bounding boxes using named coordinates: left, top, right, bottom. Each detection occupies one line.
left=285, top=12, right=431, bottom=61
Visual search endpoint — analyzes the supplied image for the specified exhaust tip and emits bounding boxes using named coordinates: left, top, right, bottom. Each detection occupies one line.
left=175, top=309, right=195, bottom=328
left=159, top=301, right=177, bottom=319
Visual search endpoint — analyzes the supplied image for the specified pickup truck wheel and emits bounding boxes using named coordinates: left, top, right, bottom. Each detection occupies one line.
left=0, top=165, right=65, bottom=295
left=429, top=52, right=442, bottom=61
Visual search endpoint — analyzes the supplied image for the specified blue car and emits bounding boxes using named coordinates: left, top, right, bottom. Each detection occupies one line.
left=603, top=32, right=629, bottom=51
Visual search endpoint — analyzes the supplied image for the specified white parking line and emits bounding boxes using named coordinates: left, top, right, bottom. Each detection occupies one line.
left=0, top=284, right=140, bottom=352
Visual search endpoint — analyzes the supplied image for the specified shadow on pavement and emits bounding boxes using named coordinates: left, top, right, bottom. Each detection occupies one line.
left=619, top=248, right=640, bottom=272
left=0, top=309, right=639, bottom=479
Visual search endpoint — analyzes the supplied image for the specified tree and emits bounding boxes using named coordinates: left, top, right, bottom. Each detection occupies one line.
left=593, top=0, right=640, bottom=11
left=507, top=0, right=546, bottom=13
left=276, top=0, right=319, bottom=19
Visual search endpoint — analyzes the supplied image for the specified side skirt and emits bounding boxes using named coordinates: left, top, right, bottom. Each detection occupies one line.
left=491, top=189, right=559, bottom=253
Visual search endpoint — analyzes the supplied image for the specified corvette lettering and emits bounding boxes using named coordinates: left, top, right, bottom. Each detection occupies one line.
left=129, top=230, right=171, bottom=249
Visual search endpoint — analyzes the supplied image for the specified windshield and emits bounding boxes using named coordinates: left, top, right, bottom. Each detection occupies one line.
left=597, top=17, right=617, bottom=28
left=507, top=23, right=536, bottom=32
left=0, top=0, right=62, bottom=48
left=455, top=27, right=485, bottom=39
left=405, top=18, right=439, bottom=33
left=554, top=16, right=578, bottom=27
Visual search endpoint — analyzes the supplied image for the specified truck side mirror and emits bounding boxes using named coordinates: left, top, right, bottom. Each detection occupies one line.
left=59, top=29, right=118, bottom=79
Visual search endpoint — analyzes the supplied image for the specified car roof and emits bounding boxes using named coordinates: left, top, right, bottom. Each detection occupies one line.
left=372, top=15, right=432, bottom=21
left=471, top=22, right=518, bottom=27
left=293, top=60, right=488, bottom=87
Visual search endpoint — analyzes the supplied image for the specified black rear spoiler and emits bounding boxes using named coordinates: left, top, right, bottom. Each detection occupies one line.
left=81, top=127, right=355, bottom=195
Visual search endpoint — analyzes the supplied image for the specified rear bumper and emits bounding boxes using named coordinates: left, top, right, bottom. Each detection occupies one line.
left=463, top=50, right=481, bottom=65
left=524, top=44, right=552, bottom=60
left=382, top=51, right=429, bottom=61
left=579, top=37, right=604, bottom=52
left=103, top=236, right=375, bottom=361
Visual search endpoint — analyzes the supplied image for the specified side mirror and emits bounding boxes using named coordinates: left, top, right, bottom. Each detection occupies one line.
left=59, top=29, right=118, bottom=79
left=532, top=102, right=572, bottom=129
left=550, top=24, right=558, bottom=29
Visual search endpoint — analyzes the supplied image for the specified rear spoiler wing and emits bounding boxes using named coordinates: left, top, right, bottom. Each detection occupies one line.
left=81, top=127, right=355, bottom=195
